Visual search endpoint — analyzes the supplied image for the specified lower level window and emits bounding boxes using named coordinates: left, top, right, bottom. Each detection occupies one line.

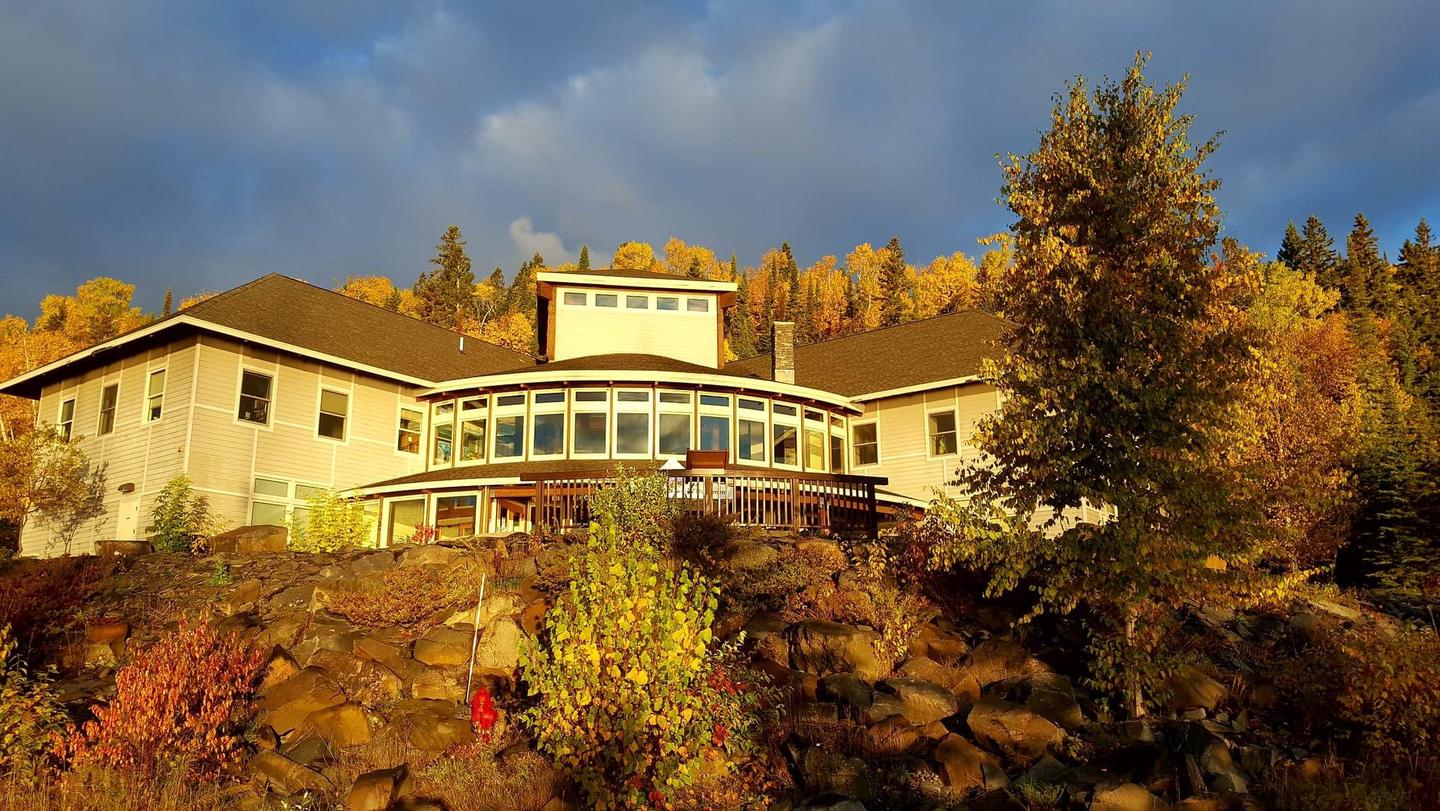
left=250, top=501, right=287, bottom=526
left=659, top=413, right=690, bottom=455
left=830, top=434, right=844, bottom=472
left=805, top=429, right=826, bottom=470
left=737, top=419, right=766, bottom=462
left=435, top=495, right=477, bottom=539
left=773, top=424, right=798, bottom=466
left=615, top=413, right=650, bottom=455
left=573, top=412, right=607, bottom=454
left=387, top=499, right=425, bottom=544
left=699, top=415, right=729, bottom=452
left=853, top=423, right=878, bottom=466
left=494, top=416, right=524, bottom=458
left=533, top=413, right=564, bottom=456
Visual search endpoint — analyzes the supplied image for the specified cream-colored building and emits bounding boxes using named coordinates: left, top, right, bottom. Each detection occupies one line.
left=2, top=270, right=1015, bottom=556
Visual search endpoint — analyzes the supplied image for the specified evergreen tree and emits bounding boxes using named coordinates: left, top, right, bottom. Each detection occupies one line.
left=1342, top=213, right=1395, bottom=317
left=687, top=257, right=703, bottom=279
left=1294, top=215, right=1340, bottom=292
left=727, top=274, right=758, bottom=359
left=509, top=253, right=543, bottom=318
left=162, top=288, right=173, bottom=317
left=1396, top=218, right=1440, bottom=403
left=414, top=225, right=476, bottom=329
left=933, top=54, right=1263, bottom=716
left=729, top=253, right=738, bottom=282
left=779, top=242, right=798, bottom=320
left=879, top=236, right=908, bottom=327
left=577, top=244, right=590, bottom=273
left=844, top=272, right=862, bottom=334
left=1277, top=221, right=1302, bottom=268
left=793, top=273, right=815, bottom=344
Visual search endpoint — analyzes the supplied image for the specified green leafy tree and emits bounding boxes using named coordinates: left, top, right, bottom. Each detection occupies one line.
left=413, top=225, right=476, bottom=329
left=0, top=623, right=68, bottom=770
left=878, top=236, right=908, bottom=327
left=0, top=426, right=106, bottom=555
left=288, top=489, right=374, bottom=552
left=931, top=54, right=1264, bottom=716
left=149, top=474, right=217, bottom=554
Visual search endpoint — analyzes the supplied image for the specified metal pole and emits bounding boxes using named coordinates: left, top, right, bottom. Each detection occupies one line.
left=464, top=572, right=489, bottom=702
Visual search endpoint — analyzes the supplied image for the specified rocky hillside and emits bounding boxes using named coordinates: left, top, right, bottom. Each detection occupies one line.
left=0, top=526, right=1426, bottom=810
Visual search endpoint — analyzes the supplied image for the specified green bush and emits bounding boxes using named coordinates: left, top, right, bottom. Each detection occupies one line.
left=586, top=466, right=675, bottom=555
left=520, top=517, right=761, bottom=808
left=288, top=489, right=373, bottom=552
left=0, top=624, right=69, bottom=771
left=149, top=474, right=221, bottom=553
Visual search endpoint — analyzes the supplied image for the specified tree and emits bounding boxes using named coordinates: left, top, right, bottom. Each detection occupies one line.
left=914, top=251, right=981, bottom=319
left=612, top=241, right=659, bottom=272
left=1396, top=218, right=1440, bottom=403
left=0, top=426, right=106, bottom=555
left=162, top=288, right=174, bottom=318
left=727, top=274, right=758, bottom=359
left=1290, top=215, right=1341, bottom=292
left=1277, top=221, right=1303, bottom=269
left=34, top=277, right=148, bottom=347
left=1341, top=213, right=1395, bottom=317
left=931, top=54, right=1263, bottom=716
left=336, top=276, right=422, bottom=318
left=413, top=226, right=476, bottom=329
left=577, top=244, right=590, bottom=273
left=878, top=237, right=909, bottom=327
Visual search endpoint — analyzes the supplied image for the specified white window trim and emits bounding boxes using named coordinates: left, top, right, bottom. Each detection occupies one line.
left=234, top=365, right=277, bottom=430
left=491, top=392, right=528, bottom=461
left=143, top=366, right=167, bottom=424
left=735, top=397, right=768, bottom=467
left=697, top=393, right=733, bottom=462
left=431, top=491, right=480, bottom=541
left=57, top=396, right=76, bottom=441
left=316, top=385, right=352, bottom=443
left=455, top=396, right=491, bottom=467
left=395, top=402, right=425, bottom=457
left=431, top=400, right=457, bottom=467
left=656, top=390, right=694, bottom=459
left=802, top=411, right=828, bottom=473
left=612, top=387, right=653, bottom=459
left=570, top=389, right=610, bottom=459
left=851, top=419, right=880, bottom=468
left=96, top=380, right=120, bottom=437
left=382, top=495, right=428, bottom=547
left=530, top=389, right=567, bottom=461
left=925, top=407, right=960, bottom=459
left=770, top=402, right=801, bottom=471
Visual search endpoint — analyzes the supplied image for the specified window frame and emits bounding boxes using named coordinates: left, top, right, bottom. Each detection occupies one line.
left=594, top=293, right=618, bottom=308
left=433, top=493, right=479, bottom=540
left=316, top=387, right=350, bottom=442
left=625, top=294, right=649, bottom=310
left=530, top=389, right=567, bottom=460
left=851, top=420, right=879, bottom=467
left=697, top=393, right=732, bottom=458
left=396, top=405, right=423, bottom=455
left=432, top=400, right=456, bottom=465
left=97, top=382, right=119, bottom=436
left=456, top=396, right=489, bottom=465
left=57, top=397, right=76, bottom=441
left=562, top=291, right=587, bottom=306
left=236, top=368, right=274, bottom=427
left=771, top=400, right=801, bottom=470
left=656, top=390, right=693, bottom=458
left=735, top=397, right=767, bottom=465
left=570, top=389, right=609, bottom=458
left=803, top=409, right=828, bottom=472
left=143, top=367, right=166, bottom=423
left=612, top=388, right=653, bottom=458
left=686, top=297, right=710, bottom=313
left=384, top=497, right=428, bottom=546
left=926, top=408, right=959, bottom=458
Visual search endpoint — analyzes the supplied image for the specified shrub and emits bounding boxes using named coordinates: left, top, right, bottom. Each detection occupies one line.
left=69, top=620, right=265, bottom=781
left=672, top=512, right=736, bottom=562
left=0, top=624, right=69, bottom=772
left=288, top=489, right=373, bottom=552
left=320, top=560, right=487, bottom=632
left=148, top=475, right=221, bottom=554
left=520, top=517, right=761, bottom=808
left=0, top=556, right=117, bottom=644
left=587, top=466, right=675, bottom=555
left=730, top=541, right=847, bottom=603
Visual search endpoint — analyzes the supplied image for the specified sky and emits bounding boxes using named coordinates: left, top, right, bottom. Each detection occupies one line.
left=1, top=0, right=1438, bottom=316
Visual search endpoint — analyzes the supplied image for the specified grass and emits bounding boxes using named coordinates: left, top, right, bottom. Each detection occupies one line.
left=0, top=761, right=235, bottom=811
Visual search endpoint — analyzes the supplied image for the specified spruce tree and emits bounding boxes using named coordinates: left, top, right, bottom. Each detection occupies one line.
left=162, top=288, right=174, bottom=317
left=729, top=253, right=738, bottom=282
left=1296, top=215, right=1340, bottom=292
left=879, top=237, right=907, bottom=327
left=1277, top=221, right=1302, bottom=268
left=577, top=244, right=590, bottom=273
left=509, top=253, right=543, bottom=319
left=727, top=274, right=759, bottom=358
left=1342, top=213, right=1394, bottom=316
left=687, top=257, right=703, bottom=279
left=414, top=225, right=476, bottom=328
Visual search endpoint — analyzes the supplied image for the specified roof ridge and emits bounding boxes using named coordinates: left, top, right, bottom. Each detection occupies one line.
left=735, top=307, right=1005, bottom=360
left=230, top=274, right=535, bottom=362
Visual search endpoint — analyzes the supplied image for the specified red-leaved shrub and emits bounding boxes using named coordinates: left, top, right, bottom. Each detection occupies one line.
left=68, top=620, right=265, bottom=780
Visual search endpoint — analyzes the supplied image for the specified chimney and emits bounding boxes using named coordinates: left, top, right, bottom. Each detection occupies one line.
left=772, top=321, right=795, bottom=384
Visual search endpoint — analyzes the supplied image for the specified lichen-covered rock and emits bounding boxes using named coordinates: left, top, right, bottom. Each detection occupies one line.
left=260, top=668, right=346, bottom=736
left=900, top=656, right=979, bottom=703
left=413, top=626, right=472, bottom=667
left=211, top=524, right=287, bottom=554
left=307, top=648, right=402, bottom=707
left=961, top=639, right=1050, bottom=689
left=472, top=618, right=523, bottom=677
left=966, top=695, right=1065, bottom=761
left=406, top=711, right=475, bottom=752
left=933, top=733, right=1008, bottom=792
left=911, top=624, right=970, bottom=664
left=785, top=620, right=888, bottom=683
left=305, top=701, right=372, bottom=747
left=346, top=765, right=412, bottom=811
left=250, top=749, right=333, bottom=795
left=881, top=677, right=958, bottom=725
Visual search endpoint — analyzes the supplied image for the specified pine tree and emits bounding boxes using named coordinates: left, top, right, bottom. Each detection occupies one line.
left=687, top=257, right=703, bottom=279
left=793, top=273, right=815, bottom=344
left=727, top=274, right=758, bottom=359
left=729, top=253, right=738, bottom=282
left=162, top=288, right=174, bottom=317
left=510, top=253, right=543, bottom=318
left=1277, top=221, right=1302, bottom=268
left=414, top=225, right=476, bottom=329
left=1396, top=218, right=1440, bottom=403
left=1294, top=215, right=1340, bottom=292
left=577, top=244, right=590, bottom=273
left=1342, top=213, right=1395, bottom=316
left=879, top=237, right=907, bottom=327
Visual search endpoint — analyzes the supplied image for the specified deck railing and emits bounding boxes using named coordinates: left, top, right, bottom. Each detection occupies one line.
left=533, top=471, right=880, bottom=536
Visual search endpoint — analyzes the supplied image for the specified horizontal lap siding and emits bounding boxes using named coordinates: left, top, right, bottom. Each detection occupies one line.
left=858, top=382, right=999, bottom=504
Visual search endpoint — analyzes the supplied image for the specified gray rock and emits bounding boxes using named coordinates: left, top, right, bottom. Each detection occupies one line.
left=966, top=695, right=1065, bottom=761
left=933, top=733, right=1008, bottom=792
left=1090, top=782, right=1170, bottom=811
left=1167, top=664, right=1227, bottom=713
left=211, top=524, right=287, bottom=553
left=881, top=677, right=958, bottom=725
left=785, top=620, right=889, bottom=683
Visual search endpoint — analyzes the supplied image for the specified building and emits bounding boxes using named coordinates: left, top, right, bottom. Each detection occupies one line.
left=0, top=271, right=1010, bottom=556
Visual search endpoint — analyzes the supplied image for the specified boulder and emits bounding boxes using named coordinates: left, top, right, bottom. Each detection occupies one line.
left=865, top=715, right=922, bottom=754
left=1091, top=782, right=1170, bottom=811
left=900, top=656, right=980, bottom=703
left=304, top=701, right=371, bottom=748
left=933, top=733, right=1008, bottom=793
left=84, top=621, right=129, bottom=645
left=414, top=626, right=472, bottom=667
left=911, top=624, right=970, bottom=664
left=819, top=673, right=874, bottom=712
left=217, top=578, right=266, bottom=615
left=960, top=639, right=1049, bottom=689
left=520, top=599, right=549, bottom=635
left=307, top=649, right=402, bottom=707
left=1167, top=664, right=1227, bottom=713
left=725, top=542, right=779, bottom=571
left=881, top=678, right=958, bottom=725
left=410, top=665, right=466, bottom=702
left=407, top=711, right=475, bottom=752
left=785, top=620, right=889, bottom=683
left=401, top=545, right=465, bottom=567
left=472, top=618, right=523, bottom=677
left=966, top=695, right=1065, bottom=761
left=861, top=692, right=908, bottom=725
left=348, top=550, right=399, bottom=576
left=260, top=669, right=346, bottom=736
left=211, top=524, right=287, bottom=554
left=250, top=749, right=333, bottom=795
left=259, top=647, right=301, bottom=692
left=802, top=747, right=875, bottom=800
left=346, top=765, right=412, bottom=811
left=353, top=635, right=408, bottom=672
left=95, top=539, right=152, bottom=556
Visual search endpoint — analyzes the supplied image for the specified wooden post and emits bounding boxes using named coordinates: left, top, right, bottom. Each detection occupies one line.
left=790, top=476, right=801, bottom=533
left=533, top=479, right=546, bottom=539
left=703, top=474, right=714, bottom=515
left=865, top=482, right=878, bottom=538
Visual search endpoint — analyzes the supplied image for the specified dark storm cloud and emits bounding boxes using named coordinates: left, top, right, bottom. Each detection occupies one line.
left=1, top=0, right=1437, bottom=314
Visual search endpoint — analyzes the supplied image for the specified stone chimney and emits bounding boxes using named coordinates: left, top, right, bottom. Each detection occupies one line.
left=772, top=321, right=795, bottom=384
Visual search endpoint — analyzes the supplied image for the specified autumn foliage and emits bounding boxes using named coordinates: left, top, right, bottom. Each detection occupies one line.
left=68, top=621, right=265, bottom=780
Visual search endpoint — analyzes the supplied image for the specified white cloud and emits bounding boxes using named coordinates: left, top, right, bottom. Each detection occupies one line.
left=508, top=217, right=575, bottom=265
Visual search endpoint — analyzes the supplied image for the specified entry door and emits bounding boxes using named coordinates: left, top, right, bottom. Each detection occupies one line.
left=116, top=497, right=141, bottom=539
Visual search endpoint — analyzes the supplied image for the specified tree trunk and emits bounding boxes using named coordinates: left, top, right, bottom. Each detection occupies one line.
left=1124, top=606, right=1145, bottom=719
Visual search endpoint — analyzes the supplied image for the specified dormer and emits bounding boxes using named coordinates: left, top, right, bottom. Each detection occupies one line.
left=536, top=269, right=737, bottom=368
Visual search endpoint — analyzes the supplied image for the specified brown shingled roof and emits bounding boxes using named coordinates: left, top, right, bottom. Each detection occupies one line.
left=727, top=309, right=1007, bottom=396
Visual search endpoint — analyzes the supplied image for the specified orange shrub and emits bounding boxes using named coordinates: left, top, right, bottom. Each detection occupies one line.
left=69, top=621, right=265, bottom=780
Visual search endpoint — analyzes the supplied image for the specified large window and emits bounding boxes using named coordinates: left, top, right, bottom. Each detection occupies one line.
left=57, top=398, right=75, bottom=441
left=738, top=418, right=766, bottom=462
left=98, top=383, right=118, bottom=436
left=318, top=389, right=348, bottom=439
left=830, top=434, right=844, bottom=473
left=387, top=498, right=425, bottom=545
left=433, top=402, right=455, bottom=464
left=658, top=391, right=692, bottom=457
left=397, top=408, right=422, bottom=453
left=435, top=494, right=477, bottom=540
left=572, top=390, right=608, bottom=456
left=614, top=389, right=651, bottom=456
left=699, top=393, right=730, bottom=454
left=459, top=397, right=487, bottom=462
left=852, top=422, right=878, bottom=466
left=772, top=423, right=798, bottom=466
left=238, top=371, right=272, bottom=424
left=145, top=369, right=166, bottom=422
left=493, top=393, right=526, bottom=459
left=804, top=410, right=827, bottom=470
left=532, top=390, right=565, bottom=457
left=928, top=410, right=958, bottom=456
